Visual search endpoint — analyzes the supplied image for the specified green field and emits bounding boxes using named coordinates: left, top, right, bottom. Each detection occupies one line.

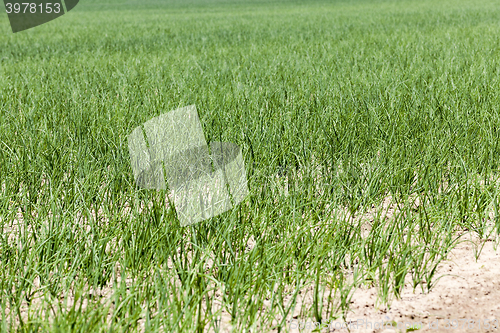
left=1, top=0, right=500, bottom=331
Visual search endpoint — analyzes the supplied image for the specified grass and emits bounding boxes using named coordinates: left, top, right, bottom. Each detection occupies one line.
left=1, top=0, right=500, bottom=331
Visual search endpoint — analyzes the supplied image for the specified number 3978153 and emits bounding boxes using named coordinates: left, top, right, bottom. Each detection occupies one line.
left=5, top=3, right=62, bottom=14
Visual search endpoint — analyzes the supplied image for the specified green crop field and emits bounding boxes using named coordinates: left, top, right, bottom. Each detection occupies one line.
left=1, top=0, right=500, bottom=331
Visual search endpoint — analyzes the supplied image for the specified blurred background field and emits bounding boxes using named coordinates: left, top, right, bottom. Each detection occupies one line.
left=1, top=0, right=500, bottom=331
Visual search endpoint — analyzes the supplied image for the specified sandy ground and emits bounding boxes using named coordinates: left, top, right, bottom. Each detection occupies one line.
left=287, top=236, right=500, bottom=333
left=8, top=227, right=499, bottom=333
left=5, top=183, right=500, bottom=332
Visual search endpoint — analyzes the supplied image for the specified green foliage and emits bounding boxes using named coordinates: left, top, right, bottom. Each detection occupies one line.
left=1, top=0, right=500, bottom=331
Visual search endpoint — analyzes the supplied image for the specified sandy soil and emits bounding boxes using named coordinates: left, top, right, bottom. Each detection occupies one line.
left=288, top=236, right=500, bottom=333
left=5, top=184, right=500, bottom=332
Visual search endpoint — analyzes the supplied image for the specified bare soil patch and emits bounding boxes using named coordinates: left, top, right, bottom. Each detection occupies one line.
left=288, top=236, right=500, bottom=333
